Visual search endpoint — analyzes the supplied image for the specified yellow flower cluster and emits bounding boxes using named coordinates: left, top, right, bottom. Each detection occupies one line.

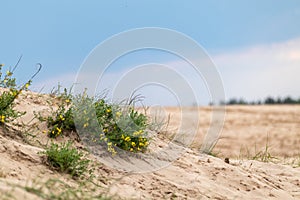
left=121, top=134, right=131, bottom=142
left=51, top=127, right=62, bottom=137
left=120, top=133, right=149, bottom=152
left=138, top=138, right=149, bottom=147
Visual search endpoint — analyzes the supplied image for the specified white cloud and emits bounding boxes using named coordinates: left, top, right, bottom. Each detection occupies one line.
left=31, top=73, right=77, bottom=93
left=211, top=37, right=300, bottom=100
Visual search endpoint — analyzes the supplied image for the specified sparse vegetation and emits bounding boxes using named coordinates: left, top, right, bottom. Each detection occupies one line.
left=0, top=178, right=109, bottom=200
left=0, top=62, right=36, bottom=126
left=237, top=136, right=277, bottom=163
left=47, top=91, right=75, bottom=138
left=252, top=143, right=277, bottom=163
left=37, top=88, right=151, bottom=154
left=40, top=141, right=91, bottom=178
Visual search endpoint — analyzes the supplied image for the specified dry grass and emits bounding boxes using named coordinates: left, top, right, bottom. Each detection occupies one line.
left=0, top=167, right=7, bottom=178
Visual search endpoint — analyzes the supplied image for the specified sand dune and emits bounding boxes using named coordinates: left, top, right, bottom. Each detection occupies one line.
left=0, top=91, right=299, bottom=199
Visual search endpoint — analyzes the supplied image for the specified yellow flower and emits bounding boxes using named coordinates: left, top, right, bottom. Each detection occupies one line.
left=103, top=128, right=108, bottom=133
left=131, top=142, right=136, bottom=147
left=56, top=127, right=62, bottom=134
left=1, top=115, right=5, bottom=123
left=116, top=111, right=122, bottom=118
left=6, top=71, right=12, bottom=76
left=65, top=99, right=70, bottom=103
left=124, top=136, right=131, bottom=142
left=106, top=109, right=111, bottom=113
left=100, top=134, right=105, bottom=140
left=25, top=83, right=30, bottom=89
left=130, top=148, right=133, bottom=152
left=133, top=130, right=143, bottom=136
left=121, top=134, right=125, bottom=140
left=139, top=140, right=149, bottom=147
left=83, top=123, right=89, bottom=128
left=59, top=114, right=65, bottom=121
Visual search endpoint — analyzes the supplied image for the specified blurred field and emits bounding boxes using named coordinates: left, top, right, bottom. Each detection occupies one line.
left=162, top=105, right=300, bottom=158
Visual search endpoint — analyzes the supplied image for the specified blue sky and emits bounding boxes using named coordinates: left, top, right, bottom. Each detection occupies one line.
left=1, top=1, right=300, bottom=105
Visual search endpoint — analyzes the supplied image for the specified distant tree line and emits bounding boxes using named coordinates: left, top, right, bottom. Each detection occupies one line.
left=217, top=96, right=300, bottom=105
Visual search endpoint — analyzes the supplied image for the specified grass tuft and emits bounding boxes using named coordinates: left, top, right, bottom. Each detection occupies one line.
left=40, top=141, right=91, bottom=178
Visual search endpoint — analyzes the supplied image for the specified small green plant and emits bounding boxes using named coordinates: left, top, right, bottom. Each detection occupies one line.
left=0, top=89, right=24, bottom=125
left=41, top=141, right=91, bottom=178
left=36, top=86, right=75, bottom=138
left=0, top=60, right=41, bottom=126
left=252, top=135, right=277, bottom=162
left=207, top=150, right=221, bottom=158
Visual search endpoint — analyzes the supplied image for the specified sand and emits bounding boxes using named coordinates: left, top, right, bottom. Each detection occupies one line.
left=0, top=91, right=299, bottom=199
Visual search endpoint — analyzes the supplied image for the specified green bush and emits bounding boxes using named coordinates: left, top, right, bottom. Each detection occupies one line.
left=94, top=100, right=149, bottom=154
left=41, top=141, right=90, bottom=178
left=42, top=89, right=151, bottom=155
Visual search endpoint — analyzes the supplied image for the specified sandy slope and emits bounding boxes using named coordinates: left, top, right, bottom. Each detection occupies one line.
left=0, top=91, right=300, bottom=199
